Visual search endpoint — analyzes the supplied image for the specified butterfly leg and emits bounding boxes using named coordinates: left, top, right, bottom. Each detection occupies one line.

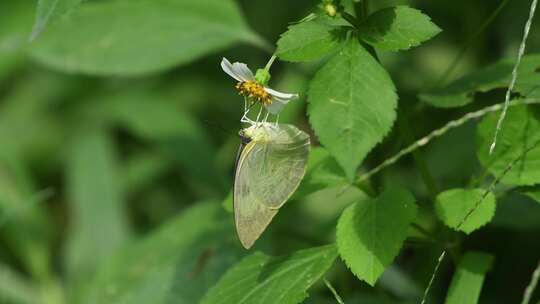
left=255, top=105, right=263, bottom=124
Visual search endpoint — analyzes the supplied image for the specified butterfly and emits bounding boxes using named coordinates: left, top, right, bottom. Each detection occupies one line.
left=233, top=122, right=310, bottom=249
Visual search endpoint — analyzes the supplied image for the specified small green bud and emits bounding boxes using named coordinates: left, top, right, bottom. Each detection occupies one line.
left=255, top=69, right=271, bottom=86
left=324, top=3, right=337, bottom=17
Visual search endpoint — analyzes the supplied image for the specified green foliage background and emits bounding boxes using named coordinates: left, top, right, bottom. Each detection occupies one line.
left=1, top=0, right=540, bottom=303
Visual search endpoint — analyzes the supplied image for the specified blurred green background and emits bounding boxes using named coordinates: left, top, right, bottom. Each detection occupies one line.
left=1, top=0, right=540, bottom=303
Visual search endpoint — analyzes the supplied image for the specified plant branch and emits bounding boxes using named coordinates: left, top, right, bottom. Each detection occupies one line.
left=324, top=278, right=345, bottom=304
left=356, top=98, right=540, bottom=184
left=341, top=12, right=359, bottom=28
left=489, top=0, right=538, bottom=154
left=420, top=251, right=447, bottom=304
left=522, top=260, right=540, bottom=304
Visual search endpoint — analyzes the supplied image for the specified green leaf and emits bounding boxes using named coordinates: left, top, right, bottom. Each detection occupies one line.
left=308, top=40, right=397, bottom=180
left=84, top=201, right=244, bottom=304
left=336, top=188, right=417, bottom=285
left=434, top=188, right=496, bottom=234
left=524, top=188, right=540, bottom=204
left=444, top=251, right=494, bottom=304
left=477, top=105, right=540, bottom=185
left=276, top=18, right=348, bottom=62
left=31, top=0, right=83, bottom=40
left=420, top=54, right=540, bottom=108
left=358, top=6, right=441, bottom=51
left=31, top=0, right=262, bottom=75
left=201, top=245, right=337, bottom=304
left=65, top=130, right=131, bottom=284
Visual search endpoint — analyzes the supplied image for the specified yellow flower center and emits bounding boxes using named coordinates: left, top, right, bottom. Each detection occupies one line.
left=235, top=81, right=272, bottom=106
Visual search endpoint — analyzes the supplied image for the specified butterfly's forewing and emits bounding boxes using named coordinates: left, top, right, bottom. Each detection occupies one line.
left=234, top=124, right=310, bottom=249
left=250, top=124, right=310, bottom=208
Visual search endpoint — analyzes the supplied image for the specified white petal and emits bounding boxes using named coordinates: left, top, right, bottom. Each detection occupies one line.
left=231, top=62, right=255, bottom=81
left=221, top=58, right=243, bottom=82
left=264, top=87, right=299, bottom=100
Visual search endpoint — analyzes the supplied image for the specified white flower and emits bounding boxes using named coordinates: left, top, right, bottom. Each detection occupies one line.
left=221, top=58, right=298, bottom=114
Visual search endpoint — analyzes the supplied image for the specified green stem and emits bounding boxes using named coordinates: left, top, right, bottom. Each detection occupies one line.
left=522, top=260, right=540, bottom=304
left=353, top=0, right=369, bottom=20
left=264, top=54, right=277, bottom=72
left=362, top=0, right=369, bottom=19
left=324, top=278, right=345, bottom=304
left=341, top=12, right=359, bottom=28
left=356, top=98, right=540, bottom=184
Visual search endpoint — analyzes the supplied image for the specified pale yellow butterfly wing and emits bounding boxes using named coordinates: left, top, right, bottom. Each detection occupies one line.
left=234, top=124, right=310, bottom=249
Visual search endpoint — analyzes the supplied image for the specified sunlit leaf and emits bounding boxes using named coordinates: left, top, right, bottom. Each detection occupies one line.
left=276, top=18, right=348, bottom=62
left=435, top=188, right=496, bottom=234
left=444, top=251, right=494, bottom=304
left=359, top=6, right=441, bottom=51
left=336, top=188, right=417, bottom=285
left=477, top=105, right=540, bottom=185
left=201, top=245, right=337, bottom=304
left=84, top=201, right=244, bottom=304
left=31, top=0, right=263, bottom=75
left=308, top=40, right=397, bottom=180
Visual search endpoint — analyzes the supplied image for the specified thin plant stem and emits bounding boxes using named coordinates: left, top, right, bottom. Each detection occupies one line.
left=420, top=251, right=447, bottom=304
left=362, top=0, right=369, bottom=19
left=324, top=278, right=345, bottom=304
left=434, top=0, right=510, bottom=87
left=356, top=98, right=540, bottom=184
left=489, top=0, right=538, bottom=154
left=341, top=12, right=359, bottom=28
left=264, top=54, right=277, bottom=72
left=522, top=260, right=540, bottom=304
